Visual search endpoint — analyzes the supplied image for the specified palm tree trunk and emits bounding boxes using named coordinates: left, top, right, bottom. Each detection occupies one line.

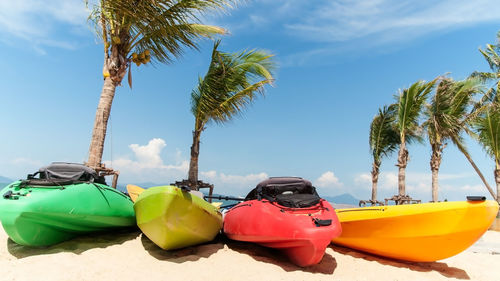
left=87, top=77, right=117, bottom=168
left=371, top=161, right=380, bottom=202
left=397, top=142, right=409, bottom=196
left=453, top=137, right=497, bottom=200
left=495, top=165, right=500, bottom=203
left=430, top=144, right=443, bottom=202
left=188, top=129, right=202, bottom=190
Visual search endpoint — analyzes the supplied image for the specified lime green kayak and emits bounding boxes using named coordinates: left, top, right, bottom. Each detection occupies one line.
left=134, top=185, right=222, bottom=250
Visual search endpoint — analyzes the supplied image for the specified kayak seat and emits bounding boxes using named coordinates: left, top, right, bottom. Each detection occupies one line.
left=245, top=177, right=322, bottom=208
left=23, top=162, right=106, bottom=186
left=275, top=193, right=321, bottom=208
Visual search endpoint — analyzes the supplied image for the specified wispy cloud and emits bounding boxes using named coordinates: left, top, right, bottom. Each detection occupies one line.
left=285, top=0, right=500, bottom=43
left=0, top=0, right=89, bottom=52
left=220, top=0, right=500, bottom=66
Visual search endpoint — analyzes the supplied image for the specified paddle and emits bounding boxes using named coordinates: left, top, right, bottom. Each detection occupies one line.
left=126, top=184, right=145, bottom=203
left=204, top=195, right=246, bottom=201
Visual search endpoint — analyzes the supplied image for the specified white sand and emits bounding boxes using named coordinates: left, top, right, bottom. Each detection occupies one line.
left=1, top=227, right=499, bottom=281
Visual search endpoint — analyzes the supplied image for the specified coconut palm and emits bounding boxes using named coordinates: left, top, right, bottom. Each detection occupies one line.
left=368, top=104, right=399, bottom=203
left=188, top=41, right=276, bottom=189
left=85, top=0, right=233, bottom=170
left=394, top=80, right=436, bottom=197
left=423, top=78, right=482, bottom=202
left=471, top=104, right=500, bottom=203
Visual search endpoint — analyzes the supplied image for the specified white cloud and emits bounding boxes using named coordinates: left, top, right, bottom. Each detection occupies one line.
left=315, top=171, right=343, bottom=188
left=201, top=170, right=217, bottom=179
left=104, top=138, right=188, bottom=183
left=0, top=0, right=89, bottom=51
left=129, top=138, right=166, bottom=167
left=354, top=173, right=372, bottom=185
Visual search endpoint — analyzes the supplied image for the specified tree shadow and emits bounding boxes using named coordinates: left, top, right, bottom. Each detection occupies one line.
left=222, top=235, right=337, bottom=274
left=7, top=227, right=141, bottom=259
left=330, top=244, right=470, bottom=280
left=139, top=233, right=224, bottom=263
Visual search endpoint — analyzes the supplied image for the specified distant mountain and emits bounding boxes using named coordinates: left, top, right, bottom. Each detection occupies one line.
left=324, top=193, right=360, bottom=206
left=0, top=175, right=12, bottom=183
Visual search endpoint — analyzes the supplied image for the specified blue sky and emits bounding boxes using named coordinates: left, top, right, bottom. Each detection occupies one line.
left=1, top=0, right=500, bottom=201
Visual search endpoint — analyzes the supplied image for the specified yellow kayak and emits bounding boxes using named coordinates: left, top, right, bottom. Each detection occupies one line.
left=332, top=200, right=499, bottom=261
left=131, top=185, right=223, bottom=250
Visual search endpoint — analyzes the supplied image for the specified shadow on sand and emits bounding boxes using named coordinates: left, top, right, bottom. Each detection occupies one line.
left=7, top=228, right=141, bottom=259
left=330, top=244, right=470, bottom=280
left=139, top=233, right=224, bottom=263
left=222, top=235, right=337, bottom=274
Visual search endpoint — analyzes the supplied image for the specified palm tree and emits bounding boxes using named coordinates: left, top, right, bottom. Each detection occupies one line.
left=464, top=32, right=500, bottom=200
left=471, top=104, right=500, bottom=203
left=85, top=0, right=233, bottom=171
left=368, top=104, right=399, bottom=203
left=394, top=80, right=436, bottom=197
left=423, top=78, right=481, bottom=202
left=188, top=41, right=276, bottom=189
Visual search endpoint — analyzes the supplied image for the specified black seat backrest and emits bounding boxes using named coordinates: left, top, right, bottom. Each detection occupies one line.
left=245, top=177, right=321, bottom=208
left=25, top=162, right=106, bottom=185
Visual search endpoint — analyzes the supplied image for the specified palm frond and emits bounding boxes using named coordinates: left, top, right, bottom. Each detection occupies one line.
left=88, top=0, right=234, bottom=64
left=191, top=41, right=276, bottom=128
left=395, top=80, right=436, bottom=142
left=471, top=105, right=500, bottom=162
left=424, top=77, right=481, bottom=150
left=369, top=104, right=400, bottom=165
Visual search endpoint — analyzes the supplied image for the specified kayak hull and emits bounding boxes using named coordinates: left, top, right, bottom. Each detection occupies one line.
left=0, top=181, right=136, bottom=246
left=134, top=186, right=222, bottom=250
left=224, top=199, right=341, bottom=267
left=332, top=200, right=499, bottom=262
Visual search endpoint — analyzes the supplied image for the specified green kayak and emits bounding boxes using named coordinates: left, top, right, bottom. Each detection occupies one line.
left=0, top=163, right=136, bottom=246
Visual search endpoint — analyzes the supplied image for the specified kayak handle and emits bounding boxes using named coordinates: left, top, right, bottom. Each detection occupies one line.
left=313, top=218, right=332, bottom=227
left=3, top=190, right=13, bottom=199
left=467, top=196, right=486, bottom=201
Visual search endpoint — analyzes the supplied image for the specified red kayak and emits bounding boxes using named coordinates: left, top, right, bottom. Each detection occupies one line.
left=223, top=177, right=341, bottom=267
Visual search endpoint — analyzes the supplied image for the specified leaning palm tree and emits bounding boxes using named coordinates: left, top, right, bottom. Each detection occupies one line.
left=85, top=0, right=233, bottom=171
left=188, top=41, right=276, bottom=189
left=394, top=80, right=436, bottom=197
left=471, top=104, right=500, bottom=203
left=368, top=104, right=399, bottom=203
left=423, top=78, right=482, bottom=202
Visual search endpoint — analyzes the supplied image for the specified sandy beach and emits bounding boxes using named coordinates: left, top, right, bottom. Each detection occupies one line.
left=1, top=226, right=499, bottom=281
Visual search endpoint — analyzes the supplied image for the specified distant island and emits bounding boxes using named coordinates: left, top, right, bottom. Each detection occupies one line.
left=0, top=175, right=12, bottom=190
